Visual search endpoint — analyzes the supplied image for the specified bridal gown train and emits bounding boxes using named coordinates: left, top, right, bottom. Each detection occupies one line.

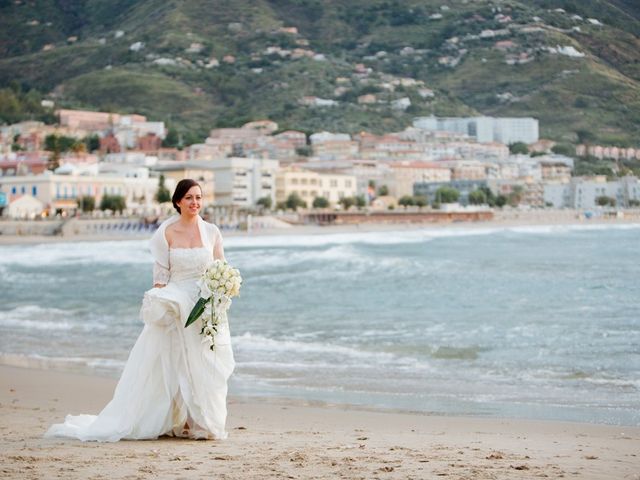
left=45, top=246, right=235, bottom=441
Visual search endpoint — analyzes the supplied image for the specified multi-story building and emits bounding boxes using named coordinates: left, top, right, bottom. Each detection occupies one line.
left=0, top=168, right=170, bottom=215
left=208, top=157, right=279, bottom=207
left=151, top=162, right=216, bottom=206
left=436, top=159, right=487, bottom=181
left=414, top=179, right=489, bottom=205
left=413, top=116, right=539, bottom=144
left=310, top=132, right=359, bottom=160
left=544, top=176, right=640, bottom=209
left=57, top=109, right=146, bottom=131
left=386, top=161, right=451, bottom=197
left=275, top=166, right=357, bottom=207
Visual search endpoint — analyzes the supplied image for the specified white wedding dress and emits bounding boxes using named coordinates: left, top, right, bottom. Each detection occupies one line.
left=45, top=246, right=235, bottom=441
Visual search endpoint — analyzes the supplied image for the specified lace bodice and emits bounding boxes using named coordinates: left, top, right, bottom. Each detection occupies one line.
left=169, top=247, right=213, bottom=283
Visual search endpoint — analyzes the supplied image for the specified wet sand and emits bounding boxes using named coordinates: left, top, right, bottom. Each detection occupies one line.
left=1, top=365, right=638, bottom=479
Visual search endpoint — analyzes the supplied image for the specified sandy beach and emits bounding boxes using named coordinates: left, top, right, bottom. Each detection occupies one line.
left=1, top=210, right=639, bottom=245
left=1, top=365, right=638, bottom=480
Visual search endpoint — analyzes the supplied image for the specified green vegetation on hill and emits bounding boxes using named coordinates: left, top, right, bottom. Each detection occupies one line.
left=0, top=0, right=639, bottom=147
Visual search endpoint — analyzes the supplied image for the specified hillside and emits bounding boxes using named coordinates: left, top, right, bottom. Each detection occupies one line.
left=1, top=0, right=639, bottom=147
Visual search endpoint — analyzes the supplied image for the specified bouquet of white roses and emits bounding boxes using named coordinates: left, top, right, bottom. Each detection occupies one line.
left=185, top=259, right=242, bottom=350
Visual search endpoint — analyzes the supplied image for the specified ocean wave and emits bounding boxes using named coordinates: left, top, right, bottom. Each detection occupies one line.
left=0, top=305, right=108, bottom=331
left=233, top=332, right=395, bottom=360
left=226, top=222, right=640, bottom=249
left=0, top=240, right=151, bottom=267
left=236, top=244, right=413, bottom=272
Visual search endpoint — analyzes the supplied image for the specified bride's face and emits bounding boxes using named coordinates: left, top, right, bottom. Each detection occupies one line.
left=178, top=186, right=202, bottom=216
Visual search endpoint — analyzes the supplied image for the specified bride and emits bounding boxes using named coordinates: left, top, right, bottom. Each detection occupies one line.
left=46, top=179, right=235, bottom=441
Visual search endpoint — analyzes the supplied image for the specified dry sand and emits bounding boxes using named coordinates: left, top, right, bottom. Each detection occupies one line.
left=1, top=365, right=638, bottom=480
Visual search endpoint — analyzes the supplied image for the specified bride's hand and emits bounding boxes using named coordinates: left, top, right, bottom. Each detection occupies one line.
left=153, top=283, right=166, bottom=288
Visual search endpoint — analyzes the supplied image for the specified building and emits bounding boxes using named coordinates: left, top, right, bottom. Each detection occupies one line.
left=208, top=157, right=279, bottom=207
left=57, top=109, right=146, bottom=131
left=310, top=132, right=358, bottom=160
left=275, top=166, right=357, bottom=207
left=386, top=161, right=451, bottom=197
left=151, top=162, right=216, bottom=206
left=413, top=116, right=539, bottom=144
left=0, top=169, right=170, bottom=215
left=414, top=179, right=489, bottom=205
left=5, top=194, right=44, bottom=219
left=543, top=176, right=640, bottom=209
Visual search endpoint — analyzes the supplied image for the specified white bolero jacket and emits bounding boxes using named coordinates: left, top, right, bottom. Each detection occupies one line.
left=149, top=215, right=224, bottom=286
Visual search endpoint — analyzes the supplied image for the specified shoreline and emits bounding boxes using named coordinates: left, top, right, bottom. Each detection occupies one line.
left=2, top=364, right=639, bottom=479
left=1, top=213, right=639, bottom=245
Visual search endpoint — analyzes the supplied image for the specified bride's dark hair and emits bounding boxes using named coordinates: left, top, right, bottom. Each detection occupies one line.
left=172, top=179, right=202, bottom=213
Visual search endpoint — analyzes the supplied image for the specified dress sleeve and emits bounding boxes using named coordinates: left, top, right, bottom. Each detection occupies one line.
left=153, top=261, right=170, bottom=286
left=213, top=227, right=225, bottom=261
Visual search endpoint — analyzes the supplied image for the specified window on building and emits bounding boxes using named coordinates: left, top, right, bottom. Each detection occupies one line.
left=32, top=186, right=37, bottom=196
left=291, top=178, right=298, bottom=185
left=21, top=186, right=26, bottom=194
left=330, top=180, right=337, bottom=187
left=301, top=178, right=308, bottom=185
left=11, top=186, right=16, bottom=195
left=345, top=180, right=352, bottom=188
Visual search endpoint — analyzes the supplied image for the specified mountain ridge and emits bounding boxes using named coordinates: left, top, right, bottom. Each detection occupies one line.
left=1, top=0, right=639, bottom=147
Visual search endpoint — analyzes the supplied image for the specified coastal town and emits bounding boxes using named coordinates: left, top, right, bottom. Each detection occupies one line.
left=1, top=108, right=639, bottom=233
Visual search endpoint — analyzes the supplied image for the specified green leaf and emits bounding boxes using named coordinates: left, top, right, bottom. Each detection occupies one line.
left=185, top=297, right=207, bottom=328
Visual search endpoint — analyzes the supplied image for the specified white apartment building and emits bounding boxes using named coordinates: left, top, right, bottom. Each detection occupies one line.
left=0, top=169, right=170, bottom=215
left=544, top=176, right=640, bottom=209
left=413, top=116, right=539, bottom=144
left=275, top=166, right=357, bottom=206
left=209, top=157, right=279, bottom=207
left=113, top=117, right=166, bottom=149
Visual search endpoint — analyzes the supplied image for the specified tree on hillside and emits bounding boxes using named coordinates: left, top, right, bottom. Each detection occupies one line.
left=509, top=142, right=529, bottom=155
left=84, top=134, right=100, bottom=153
left=155, top=174, right=171, bottom=203
left=163, top=127, right=180, bottom=148
left=551, top=144, right=574, bottom=156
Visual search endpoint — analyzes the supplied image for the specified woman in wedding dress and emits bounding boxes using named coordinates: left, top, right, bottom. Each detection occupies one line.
left=46, top=179, right=235, bottom=441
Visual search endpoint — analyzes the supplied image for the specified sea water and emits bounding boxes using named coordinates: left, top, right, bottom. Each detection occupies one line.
left=1, top=224, right=638, bottom=425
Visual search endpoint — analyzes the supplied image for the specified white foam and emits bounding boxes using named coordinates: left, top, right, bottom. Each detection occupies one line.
left=226, top=223, right=640, bottom=249
left=233, top=332, right=395, bottom=361
left=0, top=240, right=151, bottom=267
left=0, top=305, right=107, bottom=331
